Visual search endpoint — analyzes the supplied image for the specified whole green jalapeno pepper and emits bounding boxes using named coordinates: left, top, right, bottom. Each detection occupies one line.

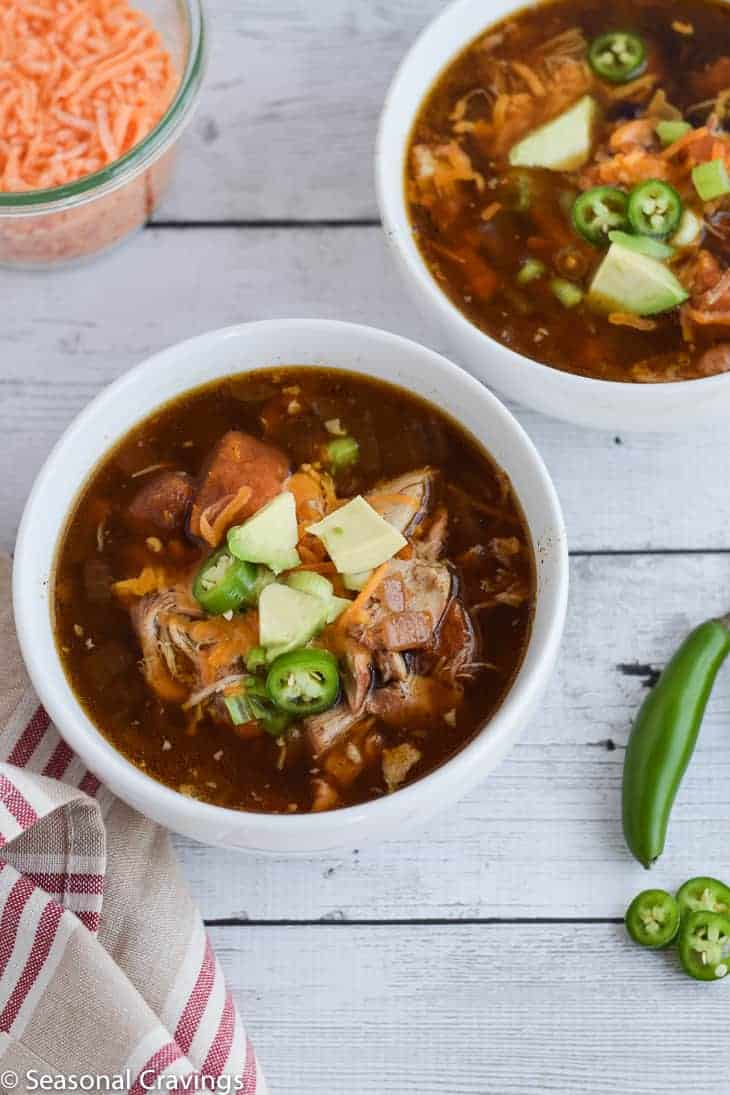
left=622, top=614, right=730, bottom=868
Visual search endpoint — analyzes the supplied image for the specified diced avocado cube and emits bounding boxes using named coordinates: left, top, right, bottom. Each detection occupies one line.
left=509, top=96, right=598, bottom=172
left=587, top=242, right=688, bottom=316
left=308, top=496, right=407, bottom=574
left=258, top=583, right=329, bottom=658
left=227, top=491, right=300, bottom=575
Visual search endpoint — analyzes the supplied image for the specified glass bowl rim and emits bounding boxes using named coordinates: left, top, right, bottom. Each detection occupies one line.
left=0, top=0, right=206, bottom=215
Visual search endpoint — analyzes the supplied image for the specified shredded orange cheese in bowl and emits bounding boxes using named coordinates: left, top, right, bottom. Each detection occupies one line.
left=0, top=0, right=205, bottom=266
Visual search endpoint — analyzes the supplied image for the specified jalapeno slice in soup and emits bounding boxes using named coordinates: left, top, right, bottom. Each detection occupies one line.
left=678, top=910, right=730, bottom=980
left=266, top=649, right=340, bottom=716
left=627, top=180, right=683, bottom=239
left=625, top=889, right=680, bottom=949
left=589, top=31, right=646, bottom=84
left=677, top=877, right=730, bottom=920
left=193, top=547, right=259, bottom=615
left=572, top=187, right=629, bottom=245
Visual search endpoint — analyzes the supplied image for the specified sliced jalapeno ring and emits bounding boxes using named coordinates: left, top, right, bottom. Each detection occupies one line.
left=266, top=649, right=340, bottom=716
left=625, top=889, right=680, bottom=948
left=677, top=877, right=730, bottom=919
left=678, top=910, right=730, bottom=981
left=572, top=186, right=629, bottom=245
left=589, top=31, right=646, bottom=84
left=627, top=180, right=683, bottom=239
left=193, top=547, right=259, bottom=615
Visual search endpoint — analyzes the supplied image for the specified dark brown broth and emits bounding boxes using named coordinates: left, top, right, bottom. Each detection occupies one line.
left=54, top=368, right=535, bottom=813
left=407, top=0, right=730, bottom=382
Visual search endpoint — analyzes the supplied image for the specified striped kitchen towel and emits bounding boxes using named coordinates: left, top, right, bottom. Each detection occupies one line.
left=0, top=554, right=266, bottom=1093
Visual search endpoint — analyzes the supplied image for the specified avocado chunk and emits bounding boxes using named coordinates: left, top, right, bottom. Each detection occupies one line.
left=285, top=570, right=351, bottom=624
left=227, top=491, right=300, bottom=575
left=258, top=583, right=329, bottom=659
left=509, top=96, right=598, bottom=172
left=607, top=231, right=675, bottom=261
left=308, top=496, right=407, bottom=574
left=587, top=242, right=688, bottom=316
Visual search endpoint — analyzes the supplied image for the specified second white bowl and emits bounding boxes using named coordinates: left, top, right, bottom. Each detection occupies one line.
left=375, top=0, right=730, bottom=432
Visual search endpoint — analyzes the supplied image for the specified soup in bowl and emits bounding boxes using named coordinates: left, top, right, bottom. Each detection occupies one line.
left=13, top=320, right=568, bottom=853
left=376, top=0, right=730, bottom=431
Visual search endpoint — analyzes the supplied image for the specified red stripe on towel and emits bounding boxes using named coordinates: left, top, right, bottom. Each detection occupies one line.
left=42, top=740, right=73, bottom=781
left=0, top=773, right=39, bottom=840
left=0, top=875, right=35, bottom=979
left=129, top=1042, right=185, bottom=1095
left=7, top=708, right=50, bottom=767
left=201, top=989, right=235, bottom=1076
left=0, top=899, right=63, bottom=1032
left=174, top=936, right=215, bottom=1053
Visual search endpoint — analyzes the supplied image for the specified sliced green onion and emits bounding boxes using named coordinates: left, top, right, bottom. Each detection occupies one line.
left=655, top=120, right=692, bottom=147
left=692, top=159, right=730, bottom=202
left=516, top=257, right=546, bottom=284
left=224, top=693, right=252, bottom=726
left=550, top=278, right=584, bottom=308
left=325, top=437, right=359, bottom=471
left=245, top=646, right=267, bottom=672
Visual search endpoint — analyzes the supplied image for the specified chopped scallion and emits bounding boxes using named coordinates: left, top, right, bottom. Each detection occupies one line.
left=223, top=692, right=252, bottom=726
left=246, top=646, right=267, bottom=672
left=692, top=159, right=730, bottom=202
left=655, top=120, right=692, bottom=147
left=550, top=277, right=584, bottom=309
left=325, top=436, right=359, bottom=471
left=517, top=257, right=546, bottom=284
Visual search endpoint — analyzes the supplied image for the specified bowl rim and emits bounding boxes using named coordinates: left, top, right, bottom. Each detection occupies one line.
left=0, top=0, right=207, bottom=214
left=13, top=318, right=569, bottom=838
left=374, top=0, right=730, bottom=399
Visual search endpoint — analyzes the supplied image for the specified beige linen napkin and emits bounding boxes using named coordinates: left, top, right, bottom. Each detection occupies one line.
left=0, top=555, right=266, bottom=1093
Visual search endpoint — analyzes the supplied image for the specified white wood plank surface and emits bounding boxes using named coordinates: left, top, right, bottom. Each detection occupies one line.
left=1, top=226, right=726, bottom=554
left=215, top=922, right=730, bottom=1095
left=175, top=552, right=730, bottom=922
left=157, top=0, right=443, bottom=221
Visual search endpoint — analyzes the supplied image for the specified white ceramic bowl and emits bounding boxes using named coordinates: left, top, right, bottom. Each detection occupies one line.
left=13, top=319, right=568, bottom=853
left=375, top=0, right=730, bottom=433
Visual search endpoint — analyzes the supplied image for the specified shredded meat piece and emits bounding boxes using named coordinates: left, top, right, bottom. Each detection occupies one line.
left=366, top=468, right=436, bottom=536
left=608, top=118, right=658, bottom=153
left=351, top=558, right=452, bottom=652
left=694, top=343, right=730, bottom=375
left=691, top=57, right=730, bottom=100
left=127, top=470, right=193, bottom=532
left=311, top=777, right=340, bottom=812
left=414, top=507, right=448, bottom=562
left=369, top=676, right=461, bottom=728
left=342, top=641, right=373, bottom=714
left=679, top=250, right=730, bottom=338
left=371, top=611, right=434, bottom=652
left=188, top=431, right=289, bottom=546
left=304, top=704, right=360, bottom=757
left=382, top=743, right=422, bottom=792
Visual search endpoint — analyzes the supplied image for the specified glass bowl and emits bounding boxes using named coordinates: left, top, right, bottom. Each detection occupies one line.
left=0, top=0, right=206, bottom=269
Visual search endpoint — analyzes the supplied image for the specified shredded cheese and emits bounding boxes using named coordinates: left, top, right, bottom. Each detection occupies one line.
left=0, top=0, right=177, bottom=192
